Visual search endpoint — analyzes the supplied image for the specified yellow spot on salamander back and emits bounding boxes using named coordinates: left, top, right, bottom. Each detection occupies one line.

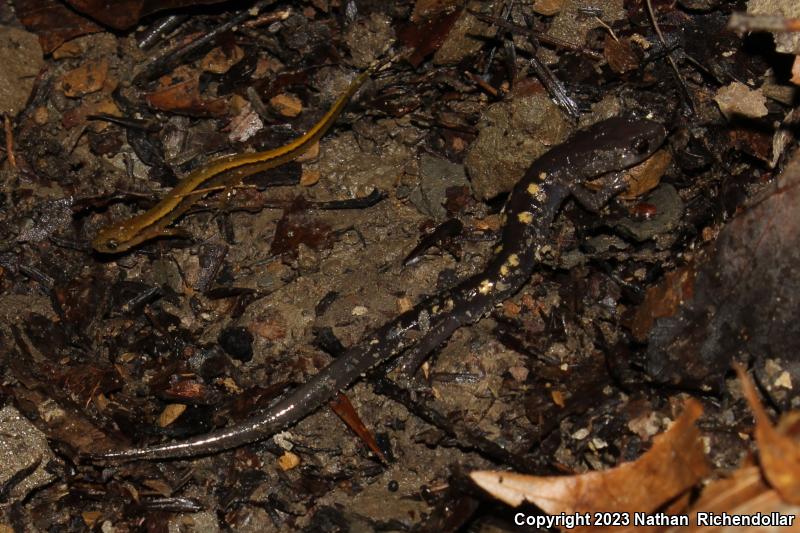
left=479, top=279, right=494, bottom=295
left=517, top=211, right=534, bottom=224
left=494, top=244, right=503, bottom=254
left=500, top=265, right=509, bottom=276
left=508, top=253, right=520, bottom=267
left=527, top=183, right=540, bottom=195
left=538, top=171, right=548, bottom=181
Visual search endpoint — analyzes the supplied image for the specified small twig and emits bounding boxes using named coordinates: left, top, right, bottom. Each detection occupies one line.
left=595, top=16, right=619, bottom=42
left=372, top=376, right=535, bottom=473
left=134, top=0, right=279, bottom=84
left=470, top=10, right=603, bottom=60
left=137, top=14, right=190, bottom=50
left=728, top=13, right=800, bottom=33
left=466, top=71, right=500, bottom=97
left=527, top=47, right=581, bottom=120
left=242, top=7, right=292, bottom=28
left=645, top=0, right=695, bottom=113
left=4, top=115, right=17, bottom=170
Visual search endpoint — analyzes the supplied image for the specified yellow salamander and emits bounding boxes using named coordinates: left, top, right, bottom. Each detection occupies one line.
left=92, top=64, right=378, bottom=254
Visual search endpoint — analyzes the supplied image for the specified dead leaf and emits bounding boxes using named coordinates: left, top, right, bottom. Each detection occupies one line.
left=533, top=0, right=565, bottom=16
left=249, top=317, right=287, bottom=341
left=300, top=169, right=321, bottom=186
left=411, top=0, right=461, bottom=21
left=619, top=149, right=672, bottom=200
left=270, top=93, right=303, bottom=117
left=82, top=511, right=101, bottom=527
left=715, top=82, right=768, bottom=120
left=277, top=451, right=300, bottom=470
left=630, top=266, right=695, bottom=342
left=65, top=0, right=230, bottom=31
left=13, top=0, right=103, bottom=54
left=666, top=466, right=800, bottom=532
left=146, top=68, right=229, bottom=117
left=605, top=36, right=640, bottom=75
left=200, top=44, right=245, bottom=75
left=471, top=399, right=709, bottom=532
left=60, top=58, right=109, bottom=98
left=227, top=100, right=263, bottom=143
left=61, top=96, right=121, bottom=131
left=157, top=403, right=187, bottom=427
left=736, top=365, right=800, bottom=504
left=296, top=141, right=320, bottom=163
left=397, top=8, right=462, bottom=67
left=330, top=392, right=387, bottom=463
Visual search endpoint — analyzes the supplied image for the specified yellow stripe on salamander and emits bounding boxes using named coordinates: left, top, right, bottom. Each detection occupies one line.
left=92, top=64, right=377, bottom=254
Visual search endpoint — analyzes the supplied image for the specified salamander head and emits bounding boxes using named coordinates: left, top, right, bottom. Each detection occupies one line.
left=578, top=117, right=667, bottom=173
left=92, top=219, right=147, bottom=254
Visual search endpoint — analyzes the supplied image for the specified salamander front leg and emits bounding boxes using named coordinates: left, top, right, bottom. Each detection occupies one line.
left=570, top=170, right=629, bottom=213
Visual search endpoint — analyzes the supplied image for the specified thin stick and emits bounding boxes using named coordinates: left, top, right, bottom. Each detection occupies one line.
left=645, top=0, right=695, bottom=113
left=4, top=115, right=17, bottom=170
left=728, top=13, right=800, bottom=33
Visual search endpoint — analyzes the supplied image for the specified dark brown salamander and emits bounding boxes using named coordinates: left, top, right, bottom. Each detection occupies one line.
left=96, top=117, right=667, bottom=461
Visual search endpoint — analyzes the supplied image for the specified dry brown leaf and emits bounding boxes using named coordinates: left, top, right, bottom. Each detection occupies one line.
left=714, top=82, right=768, bottom=119
left=330, top=392, right=387, bottom=463
left=146, top=68, right=228, bottom=117
left=141, top=478, right=173, bottom=497
left=605, top=36, right=640, bottom=75
left=736, top=365, right=800, bottom=504
left=269, top=92, right=303, bottom=117
left=200, top=44, right=245, bottom=75
left=61, top=96, right=121, bottom=131
left=300, top=169, right=321, bottom=186
left=227, top=101, right=263, bottom=143
left=248, top=318, right=287, bottom=341
left=60, top=58, right=109, bottom=98
left=278, top=451, right=300, bottom=471
left=471, top=399, right=708, bottom=532
left=82, top=511, right=101, bottom=527
left=667, top=466, right=799, bottom=531
left=533, top=0, right=565, bottom=16
left=157, top=403, right=186, bottom=427
left=296, top=140, right=320, bottom=163
left=619, top=149, right=672, bottom=200
left=630, top=266, right=695, bottom=342
left=411, top=0, right=461, bottom=21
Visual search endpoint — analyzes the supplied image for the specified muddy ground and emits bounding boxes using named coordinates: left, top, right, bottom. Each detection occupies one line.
left=0, top=0, right=798, bottom=531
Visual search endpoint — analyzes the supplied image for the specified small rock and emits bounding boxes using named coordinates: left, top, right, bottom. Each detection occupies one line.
left=200, top=44, right=245, bottom=74
left=0, top=26, right=44, bottom=116
left=465, top=93, right=570, bottom=200
left=0, top=406, right=56, bottom=502
left=748, top=0, right=800, bottom=54
left=614, top=184, right=683, bottom=242
left=714, top=81, right=768, bottom=119
left=533, top=0, right=566, bottom=15
left=269, top=92, right=303, bottom=117
left=158, top=404, right=187, bottom=427
left=218, top=326, right=255, bottom=362
left=60, top=58, right=110, bottom=98
left=409, top=154, right=469, bottom=218
left=547, top=0, right=625, bottom=49
left=433, top=1, right=495, bottom=65
left=277, top=451, right=301, bottom=470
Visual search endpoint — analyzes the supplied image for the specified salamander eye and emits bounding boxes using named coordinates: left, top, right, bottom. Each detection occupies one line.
left=106, top=240, right=118, bottom=250
left=633, top=138, right=651, bottom=154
